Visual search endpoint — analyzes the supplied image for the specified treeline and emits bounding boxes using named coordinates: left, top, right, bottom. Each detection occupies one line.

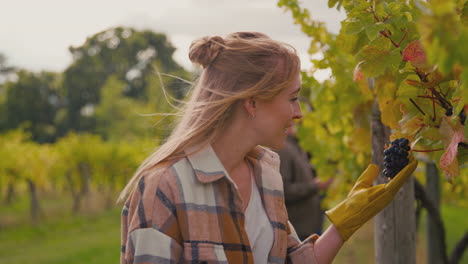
left=0, top=26, right=191, bottom=143
left=0, top=27, right=192, bottom=222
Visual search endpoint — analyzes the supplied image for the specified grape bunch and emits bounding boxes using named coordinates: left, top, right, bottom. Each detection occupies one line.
left=383, top=138, right=410, bottom=179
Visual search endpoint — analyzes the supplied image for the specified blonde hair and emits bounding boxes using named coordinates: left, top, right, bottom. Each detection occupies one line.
left=118, top=32, right=300, bottom=202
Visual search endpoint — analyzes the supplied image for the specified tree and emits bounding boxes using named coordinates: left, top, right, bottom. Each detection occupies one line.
left=94, top=66, right=178, bottom=142
left=0, top=129, right=53, bottom=223
left=3, top=70, right=63, bottom=143
left=63, top=27, right=189, bottom=133
left=0, top=53, right=16, bottom=132
left=0, top=53, right=16, bottom=84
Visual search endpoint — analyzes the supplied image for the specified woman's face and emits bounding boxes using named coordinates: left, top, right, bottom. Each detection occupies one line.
left=254, top=74, right=303, bottom=150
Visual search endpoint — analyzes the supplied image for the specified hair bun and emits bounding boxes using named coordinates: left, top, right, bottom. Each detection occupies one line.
left=189, top=36, right=225, bottom=68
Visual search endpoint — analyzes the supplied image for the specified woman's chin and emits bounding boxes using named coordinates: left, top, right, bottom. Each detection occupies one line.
left=264, top=138, right=286, bottom=151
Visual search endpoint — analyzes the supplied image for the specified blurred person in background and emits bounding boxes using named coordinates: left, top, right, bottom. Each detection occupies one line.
left=277, top=125, right=333, bottom=239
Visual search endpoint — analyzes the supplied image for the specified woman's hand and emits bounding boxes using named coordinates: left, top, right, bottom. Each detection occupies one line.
left=325, top=157, right=418, bottom=241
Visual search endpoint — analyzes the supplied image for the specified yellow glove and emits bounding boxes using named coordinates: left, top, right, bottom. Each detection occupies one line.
left=325, top=157, right=418, bottom=241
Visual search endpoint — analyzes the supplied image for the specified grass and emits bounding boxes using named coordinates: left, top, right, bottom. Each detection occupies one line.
left=0, top=192, right=121, bottom=264
left=332, top=204, right=468, bottom=263
left=0, top=192, right=466, bottom=263
left=441, top=205, right=468, bottom=262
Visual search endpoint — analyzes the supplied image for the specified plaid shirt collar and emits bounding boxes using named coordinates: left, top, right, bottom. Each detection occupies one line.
left=186, top=144, right=278, bottom=184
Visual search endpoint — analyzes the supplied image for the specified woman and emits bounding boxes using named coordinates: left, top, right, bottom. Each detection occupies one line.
left=119, top=32, right=417, bottom=264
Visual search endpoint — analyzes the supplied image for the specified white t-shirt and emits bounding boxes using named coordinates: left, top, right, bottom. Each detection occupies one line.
left=244, top=162, right=274, bottom=263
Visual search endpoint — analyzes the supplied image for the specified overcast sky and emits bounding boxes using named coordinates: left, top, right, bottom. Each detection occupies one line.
left=1, top=0, right=345, bottom=79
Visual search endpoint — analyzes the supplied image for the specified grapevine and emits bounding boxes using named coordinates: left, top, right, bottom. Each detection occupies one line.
left=279, top=0, right=467, bottom=186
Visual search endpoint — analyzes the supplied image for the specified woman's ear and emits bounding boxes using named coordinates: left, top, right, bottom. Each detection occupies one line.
left=243, top=98, right=256, bottom=119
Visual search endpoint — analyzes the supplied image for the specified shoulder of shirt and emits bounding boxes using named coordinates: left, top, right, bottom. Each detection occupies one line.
left=123, top=157, right=186, bottom=237
left=140, top=156, right=186, bottom=189
left=123, top=157, right=184, bottom=205
left=258, top=146, right=280, bottom=164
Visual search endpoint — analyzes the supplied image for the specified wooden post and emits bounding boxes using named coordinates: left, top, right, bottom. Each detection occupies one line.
left=426, top=162, right=443, bottom=264
left=371, top=99, right=416, bottom=264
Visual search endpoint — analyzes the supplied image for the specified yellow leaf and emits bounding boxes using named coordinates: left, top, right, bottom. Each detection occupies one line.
left=420, top=126, right=443, bottom=141
left=380, top=99, right=402, bottom=129
left=347, top=127, right=371, bottom=154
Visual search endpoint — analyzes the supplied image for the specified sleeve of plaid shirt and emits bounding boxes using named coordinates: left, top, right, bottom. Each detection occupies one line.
left=285, top=221, right=320, bottom=263
left=120, top=165, right=183, bottom=264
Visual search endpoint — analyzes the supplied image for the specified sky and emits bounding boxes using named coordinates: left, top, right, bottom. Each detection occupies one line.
left=0, top=0, right=345, bottom=80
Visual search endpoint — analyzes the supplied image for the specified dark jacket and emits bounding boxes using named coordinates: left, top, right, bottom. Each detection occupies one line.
left=277, top=136, right=323, bottom=238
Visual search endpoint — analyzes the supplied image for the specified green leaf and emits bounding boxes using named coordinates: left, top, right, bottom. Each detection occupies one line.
left=355, top=44, right=402, bottom=78
left=462, top=0, right=468, bottom=26
left=365, top=23, right=386, bottom=41
left=328, top=0, right=339, bottom=8
left=336, top=33, right=359, bottom=53
left=342, top=19, right=366, bottom=34
left=386, top=2, right=404, bottom=15
left=341, top=12, right=373, bottom=35
left=397, top=78, right=421, bottom=98
left=404, top=12, right=413, bottom=22
left=458, top=145, right=468, bottom=165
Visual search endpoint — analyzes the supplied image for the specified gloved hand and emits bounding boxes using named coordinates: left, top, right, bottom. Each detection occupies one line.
left=325, top=157, right=418, bottom=241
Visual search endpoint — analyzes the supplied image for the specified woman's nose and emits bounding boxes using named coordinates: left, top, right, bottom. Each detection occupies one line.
left=293, top=102, right=303, bottom=120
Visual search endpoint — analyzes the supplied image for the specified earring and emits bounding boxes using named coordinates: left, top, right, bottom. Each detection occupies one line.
left=250, top=114, right=256, bottom=120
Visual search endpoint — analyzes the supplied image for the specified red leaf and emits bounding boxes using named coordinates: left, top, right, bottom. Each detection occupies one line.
left=353, top=62, right=365, bottom=82
left=402, top=40, right=428, bottom=69
left=439, top=116, right=465, bottom=181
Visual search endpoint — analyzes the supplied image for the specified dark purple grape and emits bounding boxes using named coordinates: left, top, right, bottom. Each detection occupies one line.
left=459, top=109, right=466, bottom=125
left=399, top=138, right=409, bottom=146
left=384, top=148, right=391, bottom=155
left=383, top=137, right=411, bottom=179
left=446, top=108, right=453, bottom=116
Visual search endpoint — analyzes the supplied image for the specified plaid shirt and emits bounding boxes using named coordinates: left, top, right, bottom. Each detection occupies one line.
left=121, top=145, right=319, bottom=264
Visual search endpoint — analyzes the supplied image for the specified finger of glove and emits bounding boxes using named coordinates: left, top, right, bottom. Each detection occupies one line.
left=349, top=164, right=379, bottom=195
left=386, top=158, right=418, bottom=194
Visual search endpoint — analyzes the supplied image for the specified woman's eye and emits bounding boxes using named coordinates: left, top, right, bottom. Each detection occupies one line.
left=290, top=97, right=298, bottom=102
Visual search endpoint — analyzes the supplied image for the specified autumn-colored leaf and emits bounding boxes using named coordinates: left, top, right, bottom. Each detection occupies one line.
left=400, top=115, right=425, bottom=136
left=402, top=40, right=430, bottom=70
left=453, top=64, right=463, bottom=80
left=353, top=62, right=365, bottom=82
left=380, top=99, right=402, bottom=129
left=405, top=79, right=421, bottom=87
left=420, top=126, right=443, bottom=141
left=439, top=116, right=466, bottom=181
left=348, top=127, right=371, bottom=154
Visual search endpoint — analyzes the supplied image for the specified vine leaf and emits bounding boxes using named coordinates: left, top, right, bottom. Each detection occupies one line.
left=356, top=45, right=401, bottom=77
left=439, top=116, right=465, bottom=181
left=402, top=40, right=430, bottom=70
left=400, top=115, right=425, bottom=136
left=348, top=127, right=371, bottom=154
left=380, top=99, right=402, bottom=129
left=353, top=62, right=365, bottom=82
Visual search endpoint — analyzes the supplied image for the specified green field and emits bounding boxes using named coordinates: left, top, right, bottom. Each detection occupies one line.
left=0, top=193, right=121, bottom=264
left=333, top=204, right=468, bottom=264
left=0, top=194, right=466, bottom=263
